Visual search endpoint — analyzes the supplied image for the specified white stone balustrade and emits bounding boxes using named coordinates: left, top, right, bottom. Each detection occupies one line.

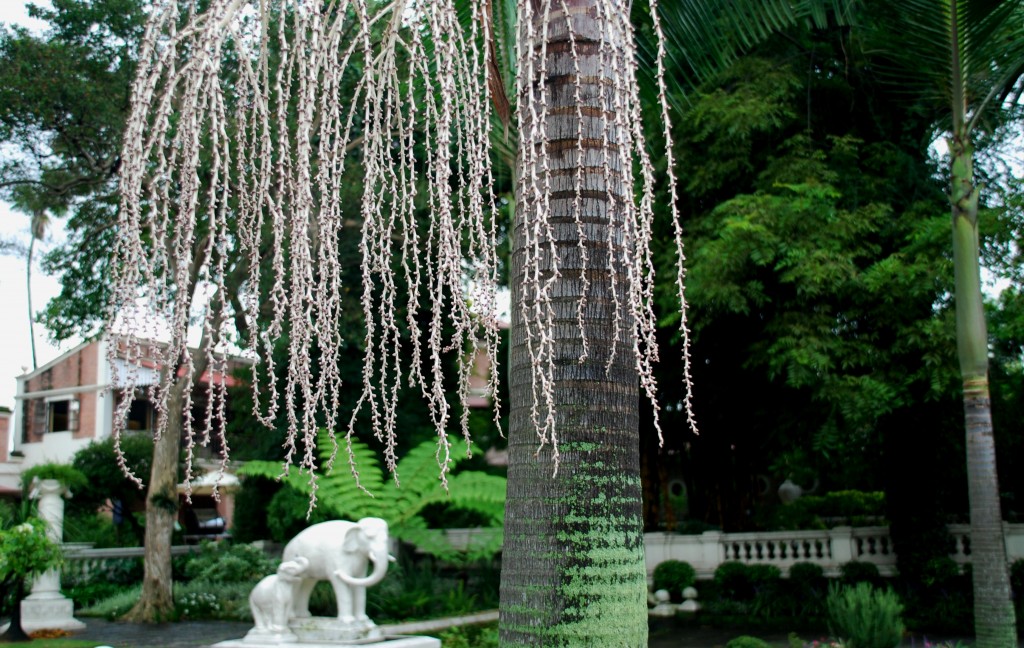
left=57, top=523, right=1024, bottom=586
left=644, top=523, right=1024, bottom=578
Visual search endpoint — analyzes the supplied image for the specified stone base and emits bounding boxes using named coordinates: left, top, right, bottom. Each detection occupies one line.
left=212, top=635, right=440, bottom=648
left=289, top=617, right=382, bottom=643
left=19, top=596, right=87, bottom=633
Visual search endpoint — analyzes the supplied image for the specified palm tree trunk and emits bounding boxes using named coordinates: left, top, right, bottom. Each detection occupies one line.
left=949, top=129, right=1018, bottom=648
left=26, top=234, right=38, bottom=371
left=498, top=1, right=647, bottom=645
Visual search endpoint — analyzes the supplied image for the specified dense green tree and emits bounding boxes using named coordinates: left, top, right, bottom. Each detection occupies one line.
left=645, top=21, right=960, bottom=532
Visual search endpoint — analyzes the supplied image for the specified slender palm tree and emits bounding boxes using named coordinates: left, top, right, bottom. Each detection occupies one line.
left=25, top=207, right=50, bottom=371
left=868, top=3, right=1024, bottom=644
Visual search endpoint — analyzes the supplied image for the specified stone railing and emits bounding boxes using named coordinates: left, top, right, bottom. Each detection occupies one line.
left=644, top=523, right=1024, bottom=578
left=61, top=544, right=199, bottom=584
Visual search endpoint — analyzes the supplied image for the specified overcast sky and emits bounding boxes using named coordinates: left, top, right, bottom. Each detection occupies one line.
left=0, top=0, right=69, bottom=411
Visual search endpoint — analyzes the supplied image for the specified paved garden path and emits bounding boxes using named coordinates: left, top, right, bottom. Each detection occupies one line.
left=66, top=617, right=1018, bottom=647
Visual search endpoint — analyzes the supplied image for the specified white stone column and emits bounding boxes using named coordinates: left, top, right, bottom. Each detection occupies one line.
left=21, top=478, right=86, bottom=633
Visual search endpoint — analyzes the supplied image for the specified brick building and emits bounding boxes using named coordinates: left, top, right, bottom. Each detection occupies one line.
left=0, top=334, right=248, bottom=504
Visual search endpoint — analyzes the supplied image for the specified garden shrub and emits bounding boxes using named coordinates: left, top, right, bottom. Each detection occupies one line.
left=715, top=561, right=753, bottom=600
left=174, top=581, right=253, bottom=621
left=266, top=487, right=332, bottom=543
left=748, top=564, right=782, bottom=585
left=1010, top=559, right=1024, bottom=595
left=768, top=490, right=886, bottom=530
left=921, top=556, right=960, bottom=587
left=788, top=562, right=825, bottom=586
left=439, top=623, right=499, bottom=648
left=826, top=582, right=904, bottom=648
left=748, top=564, right=783, bottom=618
left=230, top=476, right=278, bottom=542
left=901, top=557, right=972, bottom=634
left=725, top=636, right=771, bottom=648
left=652, top=560, right=696, bottom=601
left=78, top=585, right=142, bottom=620
left=19, top=463, right=88, bottom=496
left=840, top=561, right=881, bottom=587
left=63, top=512, right=139, bottom=548
left=64, top=582, right=126, bottom=610
left=782, top=562, right=827, bottom=620
left=182, top=541, right=278, bottom=584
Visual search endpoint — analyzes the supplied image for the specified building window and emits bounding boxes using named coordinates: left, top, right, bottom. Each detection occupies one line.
left=127, top=399, right=154, bottom=432
left=47, top=398, right=79, bottom=433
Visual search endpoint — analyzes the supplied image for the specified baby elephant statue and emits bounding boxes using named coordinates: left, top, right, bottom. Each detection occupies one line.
left=282, top=517, right=393, bottom=632
left=245, top=556, right=309, bottom=642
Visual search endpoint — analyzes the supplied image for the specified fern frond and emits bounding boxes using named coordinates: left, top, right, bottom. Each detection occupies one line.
left=448, top=472, right=509, bottom=523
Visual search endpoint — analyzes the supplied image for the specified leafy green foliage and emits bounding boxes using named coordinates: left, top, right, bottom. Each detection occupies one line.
left=781, top=563, right=828, bottom=620
left=62, top=511, right=139, bottom=548
left=70, top=435, right=154, bottom=507
left=0, top=0, right=146, bottom=339
left=652, top=560, right=697, bottom=600
left=78, top=585, right=141, bottom=620
left=68, top=435, right=157, bottom=543
left=840, top=561, right=882, bottom=588
left=770, top=491, right=887, bottom=530
left=725, top=636, right=772, bottom=648
left=714, top=562, right=755, bottom=600
left=826, top=582, right=904, bottom=648
left=0, top=517, right=63, bottom=584
left=0, top=517, right=65, bottom=622
left=439, top=623, right=499, bottom=648
left=789, top=562, right=825, bottom=586
left=240, top=432, right=506, bottom=560
left=180, top=542, right=278, bottom=585
left=19, top=462, right=88, bottom=495
left=265, top=485, right=334, bottom=543
left=230, top=476, right=280, bottom=543
left=1011, top=559, right=1024, bottom=595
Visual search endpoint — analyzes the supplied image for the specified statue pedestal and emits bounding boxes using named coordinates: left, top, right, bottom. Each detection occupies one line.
left=288, top=617, right=380, bottom=643
left=21, top=479, right=86, bottom=634
left=214, top=616, right=439, bottom=647
left=19, top=596, right=87, bottom=634
left=212, top=635, right=440, bottom=648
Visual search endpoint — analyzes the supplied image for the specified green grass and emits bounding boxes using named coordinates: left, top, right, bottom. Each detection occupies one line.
left=0, top=641, right=103, bottom=647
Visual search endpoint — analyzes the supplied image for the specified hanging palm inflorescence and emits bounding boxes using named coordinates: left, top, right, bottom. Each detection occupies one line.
left=109, top=0, right=696, bottom=490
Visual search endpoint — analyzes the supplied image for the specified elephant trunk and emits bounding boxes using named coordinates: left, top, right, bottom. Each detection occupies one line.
left=335, top=550, right=389, bottom=588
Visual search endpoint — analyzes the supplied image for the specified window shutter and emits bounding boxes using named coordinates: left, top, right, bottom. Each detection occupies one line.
left=69, top=399, right=80, bottom=432
left=33, top=401, right=47, bottom=436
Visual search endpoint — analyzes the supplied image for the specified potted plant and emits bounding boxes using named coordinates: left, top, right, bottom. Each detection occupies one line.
left=0, top=518, right=63, bottom=642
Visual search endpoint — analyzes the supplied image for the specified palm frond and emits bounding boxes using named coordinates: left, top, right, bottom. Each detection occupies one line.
left=645, top=0, right=856, bottom=116
left=869, top=0, right=1024, bottom=134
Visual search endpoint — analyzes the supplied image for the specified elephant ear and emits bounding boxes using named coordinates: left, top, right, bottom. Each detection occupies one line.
left=343, top=527, right=367, bottom=553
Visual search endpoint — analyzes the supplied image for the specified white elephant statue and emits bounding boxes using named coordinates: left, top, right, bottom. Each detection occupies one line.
left=246, top=556, right=309, bottom=641
left=282, top=518, right=392, bottom=629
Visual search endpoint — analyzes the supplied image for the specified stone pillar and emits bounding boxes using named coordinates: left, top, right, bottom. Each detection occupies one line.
left=827, top=526, right=856, bottom=577
left=21, top=478, right=86, bottom=633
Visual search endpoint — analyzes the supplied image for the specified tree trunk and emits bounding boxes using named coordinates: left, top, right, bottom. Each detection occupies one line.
left=498, top=1, right=647, bottom=645
left=122, top=350, right=210, bottom=623
left=949, top=130, right=1018, bottom=647
left=120, top=385, right=184, bottom=622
